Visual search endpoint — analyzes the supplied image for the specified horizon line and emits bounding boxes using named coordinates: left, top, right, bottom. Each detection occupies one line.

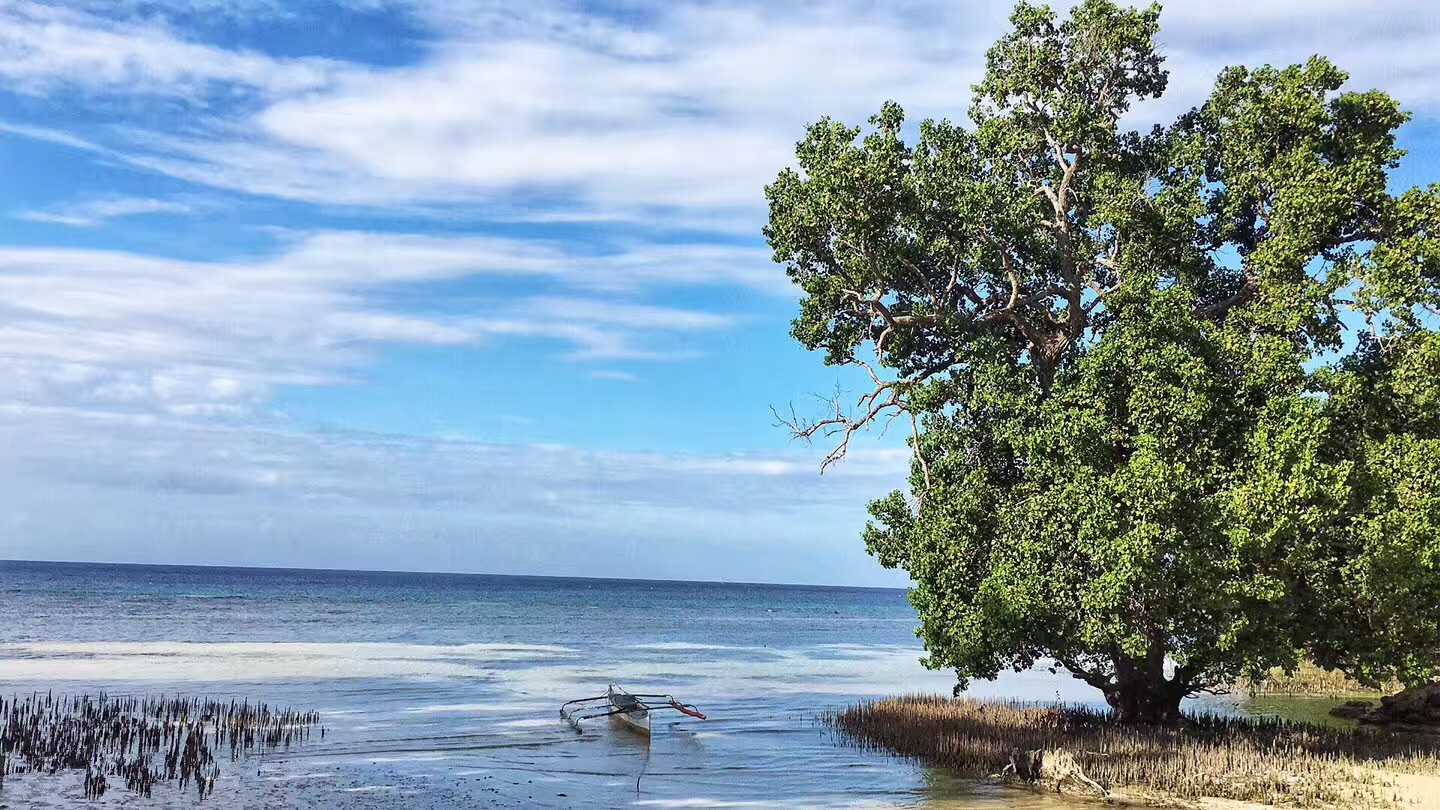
left=0, top=557, right=910, bottom=592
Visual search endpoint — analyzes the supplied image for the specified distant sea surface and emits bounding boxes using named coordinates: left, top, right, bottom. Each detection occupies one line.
left=0, top=560, right=1104, bottom=808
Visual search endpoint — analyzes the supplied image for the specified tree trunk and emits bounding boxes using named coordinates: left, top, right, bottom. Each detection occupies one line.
left=1104, top=668, right=1186, bottom=725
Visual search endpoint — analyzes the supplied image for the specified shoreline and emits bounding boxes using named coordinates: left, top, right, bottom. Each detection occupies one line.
left=829, top=696, right=1440, bottom=809
left=12, top=565, right=1420, bottom=808
left=7, top=685, right=1434, bottom=808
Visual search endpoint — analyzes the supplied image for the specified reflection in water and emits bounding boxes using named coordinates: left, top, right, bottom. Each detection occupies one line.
left=1210, top=693, right=1365, bottom=731
left=914, top=768, right=1077, bottom=809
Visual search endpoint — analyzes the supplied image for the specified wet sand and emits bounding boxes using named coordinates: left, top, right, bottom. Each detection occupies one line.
left=0, top=768, right=1082, bottom=810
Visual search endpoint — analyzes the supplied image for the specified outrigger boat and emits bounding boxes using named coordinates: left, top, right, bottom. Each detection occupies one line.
left=560, top=684, right=706, bottom=735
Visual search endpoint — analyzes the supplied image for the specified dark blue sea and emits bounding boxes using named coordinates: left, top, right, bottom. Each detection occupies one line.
left=0, top=561, right=1108, bottom=808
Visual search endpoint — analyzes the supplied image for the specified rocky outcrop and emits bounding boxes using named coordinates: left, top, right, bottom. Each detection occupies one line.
left=1329, top=683, right=1440, bottom=728
left=1329, top=699, right=1374, bottom=720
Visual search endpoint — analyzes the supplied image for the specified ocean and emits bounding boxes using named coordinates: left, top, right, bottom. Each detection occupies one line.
left=0, top=560, right=1106, bottom=808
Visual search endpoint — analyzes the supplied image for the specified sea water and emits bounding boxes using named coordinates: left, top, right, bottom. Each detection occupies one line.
left=0, top=561, right=1103, bottom=808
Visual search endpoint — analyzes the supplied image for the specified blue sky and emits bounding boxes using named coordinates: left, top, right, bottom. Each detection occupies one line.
left=1, top=0, right=1438, bottom=585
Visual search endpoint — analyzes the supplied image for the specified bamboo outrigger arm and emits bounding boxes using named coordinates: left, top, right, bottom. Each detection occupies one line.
left=559, top=685, right=706, bottom=733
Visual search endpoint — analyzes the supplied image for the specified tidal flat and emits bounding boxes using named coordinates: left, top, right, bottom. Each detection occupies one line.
left=1, top=560, right=1417, bottom=809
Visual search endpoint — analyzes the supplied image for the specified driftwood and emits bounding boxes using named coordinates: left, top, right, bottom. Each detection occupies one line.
left=999, top=747, right=1108, bottom=797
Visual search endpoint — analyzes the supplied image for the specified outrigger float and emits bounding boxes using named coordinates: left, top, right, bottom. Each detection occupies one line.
left=560, top=684, right=706, bottom=735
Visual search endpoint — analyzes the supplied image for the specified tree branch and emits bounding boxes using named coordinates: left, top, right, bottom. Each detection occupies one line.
left=1195, top=274, right=1259, bottom=320
left=1056, top=655, right=1116, bottom=693
left=775, top=381, right=906, bottom=473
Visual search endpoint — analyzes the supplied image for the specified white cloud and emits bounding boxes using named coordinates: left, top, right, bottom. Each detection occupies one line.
left=0, top=232, right=757, bottom=415
left=0, top=405, right=910, bottom=584
left=107, top=3, right=980, bottom=215
left=589, top=369, right=639, bottom=382
left=467, top=297, right=736, bottom=361
left=0, top=4, right=347, bottom=99
left=10, top=0, right=1434, bottom=225
left=0, top=120, right=111, bottom=152
left=19, top=195, right=195, bottom=227
left=1134, top=2, right=1440, bottom=124
left=260, top=231, right=779, bottom=291
left=1, top=0, right=1435, bottom=582
left=519, top=297, right=732, bottom=331
left=60, top=0, right=292, bottom=17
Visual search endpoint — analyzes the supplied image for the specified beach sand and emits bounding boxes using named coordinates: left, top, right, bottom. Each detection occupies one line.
left=0, top=766, right=546, bottom=809
left=0, top=769, right=1084, bottom=809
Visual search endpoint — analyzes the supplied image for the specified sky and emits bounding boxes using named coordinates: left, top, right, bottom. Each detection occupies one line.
left=1, top=0, right=1438, bottom=586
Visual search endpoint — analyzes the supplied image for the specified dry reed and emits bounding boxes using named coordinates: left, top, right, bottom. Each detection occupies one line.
left=0, top=692, right=323, bottom=801
left=1236, top=663, right=1403, bottom=697
left=829, top=696, right=1440, bottom=808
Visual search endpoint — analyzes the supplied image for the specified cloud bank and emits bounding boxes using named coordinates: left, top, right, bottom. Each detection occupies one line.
left=8, top=1, right=1440, bottom=219
left=1, top=0, right=1437, bottom=582
left=0, top=405, right=911, bottom=584
left=0, top=233, right=775, bottom=415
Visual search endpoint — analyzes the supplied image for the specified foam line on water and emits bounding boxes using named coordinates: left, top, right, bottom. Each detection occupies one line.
left=488, top=644, right=1087, bottom=701
left=405, top=702, right=548, bottom=714
left=626, top=642, right=747, bottom=651
left=7, top=641, right=575, bottom=656
left=0, top=641, right=575, bottom=681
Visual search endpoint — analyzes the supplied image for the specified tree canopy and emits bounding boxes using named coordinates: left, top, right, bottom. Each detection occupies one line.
left=765, top=0, right=1440, bottom=724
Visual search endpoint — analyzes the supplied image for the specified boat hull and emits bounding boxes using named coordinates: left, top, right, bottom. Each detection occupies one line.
left=607, top=684, right=651, bottom=735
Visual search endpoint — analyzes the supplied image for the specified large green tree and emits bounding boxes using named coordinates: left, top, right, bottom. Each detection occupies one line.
left=765, top=0, right=1440, bottom=724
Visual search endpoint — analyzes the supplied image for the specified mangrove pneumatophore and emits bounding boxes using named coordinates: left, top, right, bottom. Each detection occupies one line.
left=0, top=692, right=323, bottom=801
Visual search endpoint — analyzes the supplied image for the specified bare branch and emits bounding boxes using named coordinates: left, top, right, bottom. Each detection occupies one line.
left=775, top=380, right=907, bottom=473
left=910, top=410, right=932, bottom=499
left=1095, top=233, right=1122, bottom=271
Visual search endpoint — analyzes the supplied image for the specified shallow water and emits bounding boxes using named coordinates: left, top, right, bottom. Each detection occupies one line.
left=1210, top=693, right=1366, bottom=730
left=0, top=561, right=1113, bottom=807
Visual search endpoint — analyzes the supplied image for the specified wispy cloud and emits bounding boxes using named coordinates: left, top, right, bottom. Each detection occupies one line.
left=10, top=1, right=1440, bottom=224
left=0, top=405, right=909, bottom=583
left=61, top=0, right=292, bottom=18
left=589, top=370, right=639, bottom=382
left=104, top=4, right=979, bottom=215
left=0, top=4, right=347, bottom=99
left=258, top=231, right=781, bottom=293
left=19, top=195, right=195, bottom=227
left=0, top=233, right=754, bottom=415
left=0, top=120, right=111, bottom=152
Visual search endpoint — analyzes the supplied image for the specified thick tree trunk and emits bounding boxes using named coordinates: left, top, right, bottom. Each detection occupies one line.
left=1061, top=644, right=1192, bottom=725
left=1104, top=665, right=1186, bottom=725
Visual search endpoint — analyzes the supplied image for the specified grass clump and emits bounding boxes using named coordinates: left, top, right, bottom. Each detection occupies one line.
left=829, top=696, right=1440, bottom=808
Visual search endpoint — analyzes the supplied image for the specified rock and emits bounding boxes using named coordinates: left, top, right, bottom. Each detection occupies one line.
left=1329, top=700, right=1373, bottom=720
left=1354, top=683, right=1440, bottom=727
